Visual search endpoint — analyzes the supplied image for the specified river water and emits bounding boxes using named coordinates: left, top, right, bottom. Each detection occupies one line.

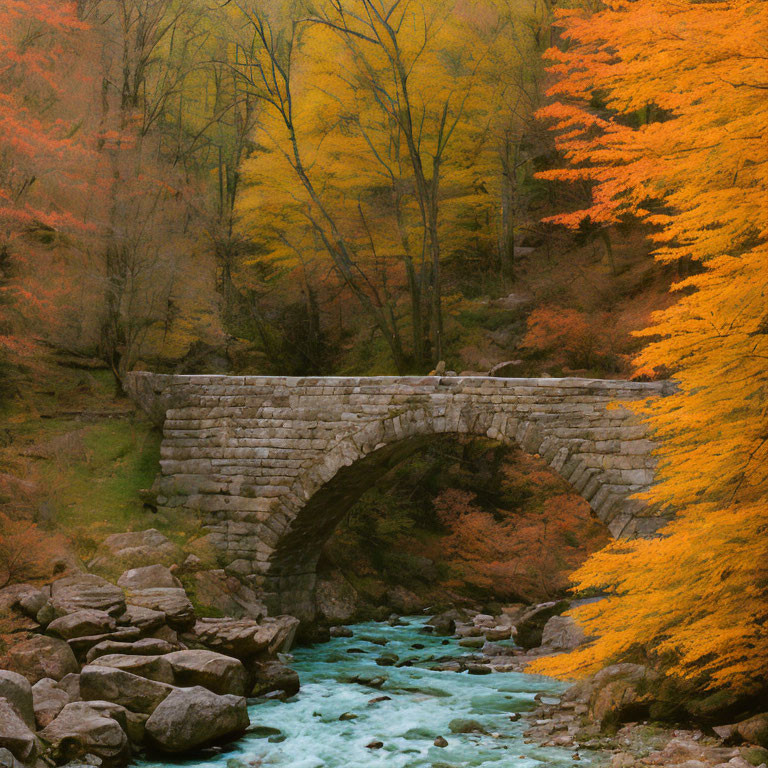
left=151, top=617, right=587, bottom=768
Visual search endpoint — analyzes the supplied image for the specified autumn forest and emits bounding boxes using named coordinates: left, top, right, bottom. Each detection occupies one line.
left=0, top=0, right=766, bottom=765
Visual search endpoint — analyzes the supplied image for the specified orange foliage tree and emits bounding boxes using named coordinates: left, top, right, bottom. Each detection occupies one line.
left=529, top=0, right=768, bottom=696
left=0, top=512, right=63, bottom=589
left=434, top=486, right=605, bottom=602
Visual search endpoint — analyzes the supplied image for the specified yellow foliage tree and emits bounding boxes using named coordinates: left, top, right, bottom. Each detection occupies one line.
left=529, top=0, right=768, bottom=695
left=233, top=0, right=542, bottom=370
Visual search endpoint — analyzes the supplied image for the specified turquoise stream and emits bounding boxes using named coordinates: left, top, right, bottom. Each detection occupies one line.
left=148, top=617, right=587, bottom=768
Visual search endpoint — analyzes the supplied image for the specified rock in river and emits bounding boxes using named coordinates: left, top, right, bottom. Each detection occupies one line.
left=164, top=650, right=248, bottom=696
left=190, top=616, right=298, bottom=659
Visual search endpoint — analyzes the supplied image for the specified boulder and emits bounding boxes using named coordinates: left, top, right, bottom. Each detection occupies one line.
left=385, top=586, right=422, bottom=616
left=191, top=570, right=267, bottom=620
left=7, top=635, right=79, bottom=684
left=50, top=574, right=125, bottom=617
left=68, top=628, right=142, bottom=662
left=144, top=686, right=249, bottom=753
left=0, top=747, right=24, bottom=768
left=0, top=671, right=35, bottom=729
left=116, top=605, right=166, bottom=632
left=117, top=564, right=181, bottom=591
left=163, top=650, right=247, bottom=697
left=79, top=665, right=174, bottom=714
left=39, top=701, right=130, bottom=767
left=425, top=611, right=458, bottom=636
left=581, top=664, right=656, bottom=728
left=91, top=529, right=184, bottom=571
left=0, top=699, right=37, bottom=762
left=31, top=678, right=70, bottom=729
left=737, top=714, right=768, bottom=748
left=515, top=601, right=569, bottom=649
left=86, top=638, right=176, bottom=664
left=87, top=654, right=174, bottom=684
left=57, top=674, right=81, bottom=701
left=125, top=588, right=195, bottom=631
left=0, top=584, right=49, bottom=621
left=190, top=615, right=299, bottom=659
left=485, top=626, right=513, bottom=641
left=448, top=718, right=488, bottom=735
left=541, top=615, right=585, bottom=651
left=47, top=610, right=117, bottom=640
left=248, top=662, right=299, bottom=699
left=315, top=578, right=359, bottom=624
left=69, top=699, right=147, bottom=746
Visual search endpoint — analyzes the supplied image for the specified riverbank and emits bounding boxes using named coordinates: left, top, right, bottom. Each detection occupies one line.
left=1, top=540, right=766, bottom=768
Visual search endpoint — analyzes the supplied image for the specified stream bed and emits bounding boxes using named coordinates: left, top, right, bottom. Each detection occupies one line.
left=147, top=617, right=588, bottom=768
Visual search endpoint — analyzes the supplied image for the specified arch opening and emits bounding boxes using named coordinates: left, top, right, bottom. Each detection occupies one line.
left=260, top=423, right=616, bottom=621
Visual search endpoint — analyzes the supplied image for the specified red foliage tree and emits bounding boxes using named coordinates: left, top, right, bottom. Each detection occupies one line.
left=0, top=1, right=90, bottom=365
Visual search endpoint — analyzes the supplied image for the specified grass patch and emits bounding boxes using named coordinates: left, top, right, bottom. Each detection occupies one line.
left=36, top=419, right=168, bottom=559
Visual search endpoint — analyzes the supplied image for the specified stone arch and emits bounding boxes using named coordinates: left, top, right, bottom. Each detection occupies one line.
left=126, top=372, right=672, bottom=621
left=259, top=407, right=639, bottom=620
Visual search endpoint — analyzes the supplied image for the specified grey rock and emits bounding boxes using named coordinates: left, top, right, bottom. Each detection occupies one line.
left=86, top=638, right=176, bottom=664
left=124, top=588, right=195, bottom=631
left=68, top=628, right=142, bottom=662
left=315, top=578, right=358, bottom=625
left=448, top=718, right=488, bottom=734
left=426, top=611, right=458, bottom=636
left=0, top=584, right=49, bottom=620
left=87, top=654, right=174, bottom=684
left=191, top=616, right=298, bottom=659
left=39, top=701, right=131, bottom=767
left=541, top=614, right=586, bottom=651
left=190, top=571, right=266, bottom=621
left=117, top=565, right=181, bottom=591
left=47, top=610, right=117, bottom=640
left=736, top=713, right=768, bottom=748
left=164, top=650, right=247, bottom=696
left=0, top=671, right=35, bottom=729
left=58, top=674, right=81, bottom=701
left=50, top=574, right=125, bottom=617
left=7, top=635, right=79, bottom=684
left=31, top=678, right=71, bottom=729
left=144, top=686, right=249, bottom=753
left=248, top=661, right=299, bottom=699
left=115, top=605, right=166, bottom=632
left=0, top=747, right=24, bottom=768
left=79, top=665, right=174, bottom=714
left=515, top=601, right=568, bottom=649
left=0, top=698, right=37, bottom=762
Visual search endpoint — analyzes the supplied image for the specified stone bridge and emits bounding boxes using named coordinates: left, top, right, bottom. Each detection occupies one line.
left=127, top=373, right=673, bottom=620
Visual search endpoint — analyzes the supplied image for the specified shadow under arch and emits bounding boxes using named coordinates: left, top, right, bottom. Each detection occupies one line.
left=260, top=408, right=623, bottom=621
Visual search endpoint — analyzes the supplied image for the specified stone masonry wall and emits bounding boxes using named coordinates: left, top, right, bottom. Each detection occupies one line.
left=126, top=373, right=674, bottom=618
